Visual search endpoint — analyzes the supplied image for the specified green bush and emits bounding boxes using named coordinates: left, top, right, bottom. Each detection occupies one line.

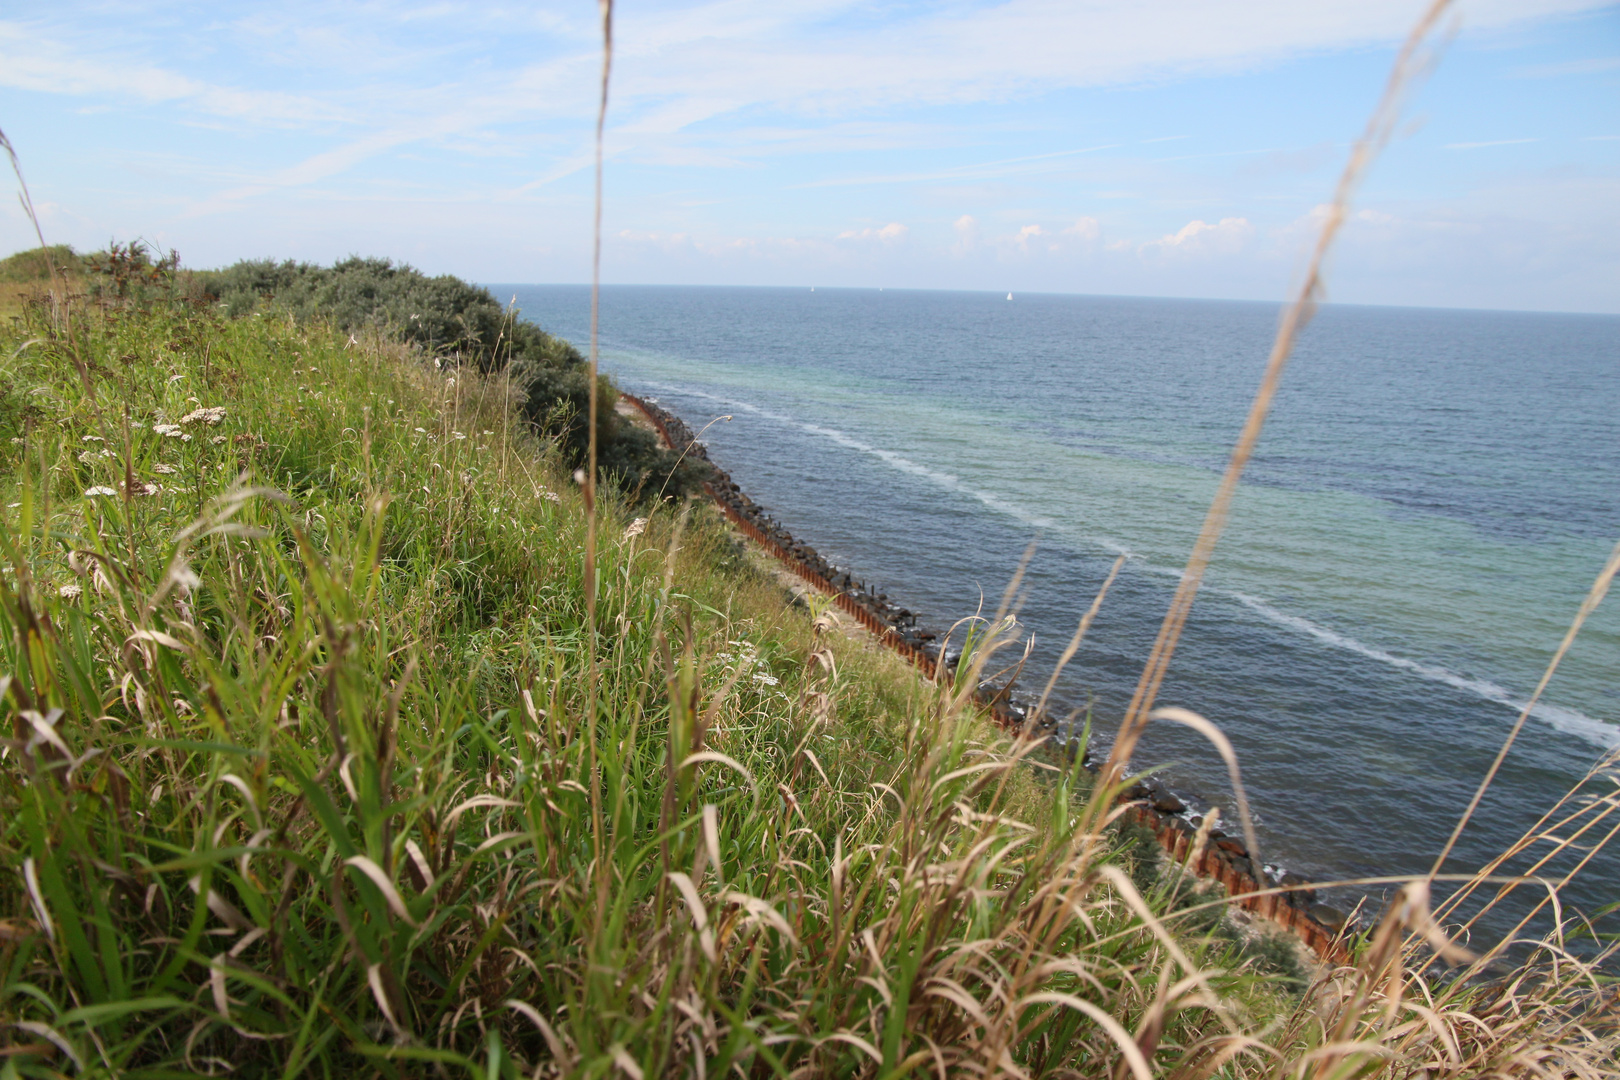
left=0, top=244, right=84, bottom=284
left=197, top=255, right=574, bottom=374
left=196, top=255, right=707, bottom=501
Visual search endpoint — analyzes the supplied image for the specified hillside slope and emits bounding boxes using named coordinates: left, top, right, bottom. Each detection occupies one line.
left=0, top=276, right=1609, bottom=1078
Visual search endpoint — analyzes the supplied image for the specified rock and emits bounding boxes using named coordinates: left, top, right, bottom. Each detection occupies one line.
left=1281, top=872, right=1316, bottom=906
left=1228, top=856, right=1254, bottom=880
left=1310, top=904, right=1347, bottom=931
left=1151, top=792, right=1186, bottom=814
left=1214, top=837, right=1247, bottom=856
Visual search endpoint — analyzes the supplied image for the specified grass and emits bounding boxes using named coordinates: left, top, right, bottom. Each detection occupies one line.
left=0, top=269, right=1613, bottom=1079
left=0, top=5, right=1616, bottom=1068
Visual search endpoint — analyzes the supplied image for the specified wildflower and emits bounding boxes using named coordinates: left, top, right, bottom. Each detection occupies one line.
left=210, top=435, right=227, bottom=445
left=84, top=486, right=117, bottom=497
left=153, top=464, right=178, bottom=475
left=153, top=424, right=182, bottom=437
left=180, top=406, right=227, bottom=426
left=80, top=435, right=104, bottom=443
left=125, top=481, right=159, bottom=496
left=9, top=437, right=23, bottom=445
left=58, top=584, right=82, bottom=600
left=623, top=518, right=647, bottom=540
left=542, top=491, right=560, bottom=504
left=482, top=430, right=494, bottom=436
left=752, top=672, right=780, bottom=687
left=414, top=427, right=427, bottom=434
left=78, top=451, right=98, bottom=463
left=452, top=431, right=466, bottom=440
left=180, top=433, right=193, bottom=443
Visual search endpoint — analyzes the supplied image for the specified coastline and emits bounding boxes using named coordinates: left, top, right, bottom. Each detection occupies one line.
left=622, top=388, right=1356, bottom=964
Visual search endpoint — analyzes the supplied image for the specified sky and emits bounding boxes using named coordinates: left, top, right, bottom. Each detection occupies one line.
left=1, top=1, right=1617, bottom=312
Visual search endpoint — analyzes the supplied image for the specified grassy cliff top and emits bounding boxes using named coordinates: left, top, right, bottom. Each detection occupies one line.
left=0, top=275, right=1609, bottom=1077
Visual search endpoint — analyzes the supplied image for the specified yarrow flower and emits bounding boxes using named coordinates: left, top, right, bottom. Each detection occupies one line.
left=180, top=406, right=227, bottom=426
left=210, top=435, right=227, bottom=445
left=84, top=486, right=117, bottom=497
left=58, top=583, right=82, bottom=600
left=541, top=491, right=560, bottom=504
left=153, top=464, right=178, bottom=475
left=153, top=424, right=182, bottom=438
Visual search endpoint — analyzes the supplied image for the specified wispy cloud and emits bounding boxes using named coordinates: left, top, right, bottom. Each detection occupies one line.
left=1510, top=55, right=1620, bottom=78
left=797, top=145, right=1121, bottom=189
left=1444, top=138, right=1540, bottom=149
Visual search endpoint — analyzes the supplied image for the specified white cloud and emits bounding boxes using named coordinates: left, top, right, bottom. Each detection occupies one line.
left=837, top=222, right=909, bottom=243
left=1063, top=218, right=1101, bottom=243
left=1142, top=217, right=1254, bottom=256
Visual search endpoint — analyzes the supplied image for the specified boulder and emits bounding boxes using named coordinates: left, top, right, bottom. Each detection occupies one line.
left=1309, top=904, right=1347, bottom=931
left=1280, top=872, right=1316, bottom=906
left=1151, top=792, right=1186, bottom=814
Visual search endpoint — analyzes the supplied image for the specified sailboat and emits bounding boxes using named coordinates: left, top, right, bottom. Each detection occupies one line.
left=1006, top=292, right=1013, bottom=301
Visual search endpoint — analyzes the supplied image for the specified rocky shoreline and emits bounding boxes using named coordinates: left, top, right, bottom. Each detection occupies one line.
left=621, top=390, right=1354, bottom=963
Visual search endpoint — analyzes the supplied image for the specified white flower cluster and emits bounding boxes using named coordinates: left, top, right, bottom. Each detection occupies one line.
left=180, top=406, right=228, bottom=426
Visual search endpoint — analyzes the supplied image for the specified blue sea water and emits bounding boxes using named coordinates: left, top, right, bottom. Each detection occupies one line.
left=500, top=284, right=1619, bottom=938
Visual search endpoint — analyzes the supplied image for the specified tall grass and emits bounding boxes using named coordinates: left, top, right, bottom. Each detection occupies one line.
left=0, top=261, right=1614, bottom=1080
left=1, top=0, right=1616, bottom=1073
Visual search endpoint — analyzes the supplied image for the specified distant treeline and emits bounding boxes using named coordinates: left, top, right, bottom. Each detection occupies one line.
left=2, top=244, right=707, bottom=502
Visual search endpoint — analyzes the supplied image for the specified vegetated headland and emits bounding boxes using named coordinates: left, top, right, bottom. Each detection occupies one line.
left=0, top=245, right=1613, bottom=1078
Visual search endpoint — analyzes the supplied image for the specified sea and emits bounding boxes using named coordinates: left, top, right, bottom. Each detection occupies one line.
left=498, top=284, right=1620, bottom=944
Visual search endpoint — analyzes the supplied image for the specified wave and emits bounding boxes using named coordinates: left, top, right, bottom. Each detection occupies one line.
left=1230, top=592, right=1619, bottom=751
left=637, top=377, right=1619, bottom=753
left=642, top=380, right=1060, bottom=528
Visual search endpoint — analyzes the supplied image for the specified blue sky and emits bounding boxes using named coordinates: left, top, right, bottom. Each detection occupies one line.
left=2, top=1, right=1616, bottom=311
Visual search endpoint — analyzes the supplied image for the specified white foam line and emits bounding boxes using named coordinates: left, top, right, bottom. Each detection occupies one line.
left=639, top=378, right=1060, bottom=528
left=636, top=377, right=1619, bottom=752
left=1231, top=592, right=1619, bottom=750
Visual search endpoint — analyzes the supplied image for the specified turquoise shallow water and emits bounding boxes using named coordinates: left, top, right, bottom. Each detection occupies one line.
left=502, top=284, right=1619, bottom=938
